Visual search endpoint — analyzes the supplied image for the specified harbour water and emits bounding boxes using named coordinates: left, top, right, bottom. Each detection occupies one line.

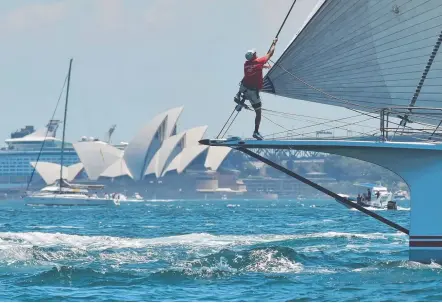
left=0, top=198, right=434, bottom=302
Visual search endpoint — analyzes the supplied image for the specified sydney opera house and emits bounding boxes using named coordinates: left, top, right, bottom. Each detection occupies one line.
left=30, top=106, right=243, bottom=198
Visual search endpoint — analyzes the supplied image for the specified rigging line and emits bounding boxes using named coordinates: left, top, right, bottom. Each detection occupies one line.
left=238, top=147, right=409, bottom=235
left=222, top=111, right=254, bottom=138
left=262, top=111, right=377, bottom=135
left=262, top=111, right=375, bottom=129
left=267, top=59, right=442, bottom=135
left=26, top=74, right=69, bottom=192
left=262, top=108, right=366, bottom=121
left=262, top=109, right=366, bottom=123
left=385, top=109, right=442, bottom=126
left=261, top=111, right=324, bottom=126
left=263, top=102, right=435, bottom=141
left=429, top=120, right=442, bottom=140
left=261, top=114, right=290, bottom=131
left=216, top=108, right=236, bottom=139
left=400, top=29, right=442, bottom=126
left=59, top=58, right=73, bottom=190
left=270, top=121, right=380, bottom=141
left=217, top=0, right=297, bottom=139
left=268, top=59, right=382, bottom=112
left=267, top=115, right=377, bottom=140
left=283, top=0, right=431, bottom=67
left=221, top=112, right=238, bottom=138
left=273, top=0, right=297, bottom=41
left=268, top=116, right=377, bottom=140
left=389, top=110, right=442, bottom=123
left=221, top=106, right=254, bottom=139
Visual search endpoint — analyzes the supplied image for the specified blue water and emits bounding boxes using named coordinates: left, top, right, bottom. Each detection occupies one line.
left=0, top=198, right=434, bottom=302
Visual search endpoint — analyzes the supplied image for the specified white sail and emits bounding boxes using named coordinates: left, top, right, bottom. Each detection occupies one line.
left=263, top=0, right=442, bottom=126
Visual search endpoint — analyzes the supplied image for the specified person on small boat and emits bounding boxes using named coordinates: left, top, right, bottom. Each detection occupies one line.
left=234, top=38, right=278, bottom=140
left=367, top=189, right=372, bottom=201
left=357, top=194, right=362, bottom=205
left=376, top=191, right=380, bottom=199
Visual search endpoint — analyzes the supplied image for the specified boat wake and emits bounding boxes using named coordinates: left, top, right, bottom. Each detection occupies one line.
left=0, top=229, right=433, bottom=292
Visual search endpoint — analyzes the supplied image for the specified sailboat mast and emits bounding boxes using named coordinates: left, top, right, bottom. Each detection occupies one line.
left=60, top=58, right=73, bottom=191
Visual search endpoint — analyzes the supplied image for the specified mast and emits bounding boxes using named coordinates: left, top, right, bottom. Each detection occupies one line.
left=59, top=58, right=73, bottom=191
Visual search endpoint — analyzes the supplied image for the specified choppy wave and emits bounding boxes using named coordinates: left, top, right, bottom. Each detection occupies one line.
left=0, top=231, right=406, bottom=253
left=351, top=206, right=411, bottom=211
left=152, top=247, right=305, bottom=279
left=0, top=199, right=417, bottom=301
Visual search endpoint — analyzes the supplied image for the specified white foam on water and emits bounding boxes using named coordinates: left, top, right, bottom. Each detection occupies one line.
left=400, top=260, right=442, bottom=270
left=0, top=231, right=405, bottom=253
left=351, top=206, right=410, bottom=212
left=226, top=204, right=240, bottom=208
left=244, top=248, right=303, bottom=273
left=352, top=267, right=376, bottom=272
left=286, top=219, right=336, bottom=227
left=26, top=225, right=83, bottom=229
left=299, top=245, right=332, bottom=253
left=99, top=250, right=156, bottom=265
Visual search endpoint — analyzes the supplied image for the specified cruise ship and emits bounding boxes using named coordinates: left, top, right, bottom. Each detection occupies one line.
left=0, top=120, right=80, bottom=192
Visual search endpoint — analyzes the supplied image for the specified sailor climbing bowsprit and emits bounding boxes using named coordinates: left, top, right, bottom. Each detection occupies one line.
left=234, top=38, right=278, bottom=141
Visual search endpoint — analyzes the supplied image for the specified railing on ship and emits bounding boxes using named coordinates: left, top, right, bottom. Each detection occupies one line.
left=379, top=106, right=442, bottom=142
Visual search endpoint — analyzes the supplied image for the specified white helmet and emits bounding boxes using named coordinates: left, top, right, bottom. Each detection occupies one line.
left=245, top=49, right=256, bottom=61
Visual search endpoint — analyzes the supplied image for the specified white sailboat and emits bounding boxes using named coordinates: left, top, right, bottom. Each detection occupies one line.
left=24, top=59, right=118, bottom=207
left=25, top=179, right=118, bottom=206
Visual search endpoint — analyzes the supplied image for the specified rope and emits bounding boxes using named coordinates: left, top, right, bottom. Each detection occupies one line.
left=400, top=29, right=442, bottom=126
left=262, top=110, right=377, bottom=137
left=216, top=0, right=297, bottom=138
left=261, top=112, right=379, bottom=140
left=238, top=147, right=409, bottom=235
left=221, top=110, right=241, bottom=139
left=265, top=116, right=379, bottom=140
left=26, top=74, right=69, bottom=192
left=267, top=59, right=442, bottom=142
left=269, top=59, right=382, bottom=113
left=268, top=116, right=378, bottom=141
left=216, top=108, right=236, bottom=139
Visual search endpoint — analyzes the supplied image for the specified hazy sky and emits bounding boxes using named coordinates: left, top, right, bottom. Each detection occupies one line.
left=0, top=0, right=378, bottom=144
